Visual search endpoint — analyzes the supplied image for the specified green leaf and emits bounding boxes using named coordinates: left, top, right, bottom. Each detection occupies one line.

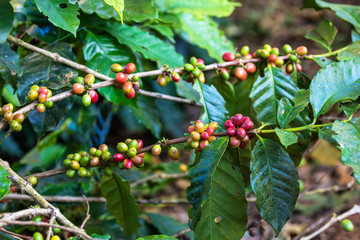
left=337, top=41, right=360, bottom=61
left=34, top=0, right=80, bottom=36
left=193, top=80, right=228, bottom=130
left=277, top=89, right=310, bottom=128
left=80, top=0, right=157, bottom=22
left=0, top=166, right=10, bottom=200
left=0, top=1, right=14, bottom=43
left=319, top=126, right=337, bottom=145
left=275, top=128, right=298, bottom=148
left=69, top=233, right=111, bottom=240
left=148, top=24, right=175, bottom=43
left=175, top=80, right=200, bottom=102
left=147, top=213, right=193, bottom=238
left=211, top=77, right=235, bottom=115
left=302, top=0, right=360, bottom=29
left=0, top=42, right=21, bottom=73
left=341, top=98, right=360, bottom=118
left=137, top=236, right=177, bottom=240
left=233, top=71, right=258, bottom=116
left=178, top=13, right=235, bottom=62
left=155, top=0, right=240, bottom=18
left=194, top=148, right=247, bottom=240
left=250, top=66, right=298, bottom=125
left=104, top=0, right=124, bottom=23
left=332, top=118, right=360, bottom=184
left=104, top=23, right=184, bottom=67
left=250, top=139, right=299, bottom=234
left=352, top=30, right=360, bottom=42
left=310, top=60, right=360, bottom=119
left=99, top=173, right=141, bottom=235
left=187, top=137, right=229, bottom=229
left=305, top=20, right=337, bottom=51
left=312, top=56, right=334, bottom=68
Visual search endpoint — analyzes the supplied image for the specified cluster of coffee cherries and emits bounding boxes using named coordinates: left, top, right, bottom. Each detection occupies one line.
left=181, top=57, right=206, bottom=84
left=31, top=213, right=62, bottom=240
left=187, top=120, right=218, bottom=152
left=26, top=85, right=54, bottom=113
left=156, top=70, right=181, bottom=87
left=33, top=231, right=61, bottom=240
left=112, top=62, right=139, bottom=99
left=282, top=44, right=308, bottom=74
left=0, top=103, right=24, bottom=132
left=63, top=150, right=96, bottom=178
left=225, top=114, right=254, bottom=149
left=151, top=140, right=180, bottom=160
left=115, top=139, right=145, bottom=170
left=72, top=74, right=99, bottom=106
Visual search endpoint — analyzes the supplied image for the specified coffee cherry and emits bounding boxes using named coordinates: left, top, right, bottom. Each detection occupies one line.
left=268, top=54, right=277, bottom=62
left=236, top=128, right=246, bottom=139
left=113, top=153, right=125, bottom=162
left=70, top=161, right=80, bottom=170
left=191, top=140, right=199, bottom=149
left=98, top=144, right=108, bottom=152
left=88, top=90, right=98, bottom=103
left=28, top=90, right=39, bottom=101
left=286, top=63, right=294, bottom=74
left=222, top=52, right=235, bottom=62
left=51, top=235, right=61, bottom=240
left=77, top=167, right=87, bottom=177
left=199, top=140, right=209, bottom=151
left=220, top=68, right=230, bottom=80
left=190, top=57, right=197, bottom=66
left=195, top=120, right=205, bottom=133
left=241, top=120, right=254, bottom=131
left=123, top=82, right=133, bottom=95
left=127, top=148, right=137, bottom=158
left=296, top=63, right=303, bottom=72
left=341, top=219, right=354, bottom=232
left=201, top=131, right=210, bottom=140
left=10, top=185, right=17, bottom=193
left=75, top=76, right=84, bottom=84
left=36, top=104, right=46, bottom=113
left=241, top=46, right=250, bottom=56
left=28, top=176, right=37, bottom=186
left=80, top=156, right=90, bottom=167
left=188, top=125, right=195, bottom=133
left=208, top=136, right=217, bottom=143
left=209, top=122, right=219, bottom=131
left=86, top=169, right=94, bottom=177
left=192, top=68, right=201, bottom=78
left=289, top=54, right=298, bottom=62
left=242, top=135, right=250, bottom=143
left=3, top=111, right=13, bottom=122
left=82, top=94, right=91, bottom=107
left=62, top=158, right=71, bottom=168
left=232, top=114, right=244, bottom=126
left=80, top=151, right=88, bottom=157
left=152, top=145, right=161, bottom=156
left=283, top=44, right=292, bottom=54
left=171, top=72, right=180, bottom=82
left=31, top=85, right=39, bottom=91
left=124, top=63, right=136, bottom=74
left=205, top=126, right=214, bottom=135
left=95, top=149, right=102, bottom=157
left=125, top=89, right=136, bottom=99
left=10, top=120, right=19, bottom=131
left=38, top=86, right=49, bottom=95
left=111, top=63, right=123, bottom=73
left=38, top=93, right=47, bottom=103
left=89, top=147, right=97, bottom=156
left=115, top=72, right=128, bottom=84
left=224, top=120, right=235, bottom=129
left=229, top=136, right=240, bottom=148
left=182, top=72, right=194, bottom=82
left=124, top=159, right=133, bottom=170
left=179, top=164, right=187, bottom=172
left=168, top=147, right=179, bottom=160
left=117, top=142, right=128, bottom=153
left=157, top=75, right=169, bottom=87
left=125, top=138, right=132, bottom=145
left=270, top=48, right=280, bottom=56
left=128, top=140, right=138, bottom=149
left=234, top=67, right=247, bottom=82
left=243, top=53, right=253, bottom=60
left=90, top=157, right=99, bottom=166
left=84, top=74, right=95, bottom=85
left=72, top=83, right=84, bottom=95
left=132, top=155, right=144, bottom=167
left=138, top=152, right=145, bottom=158
left=263, top=44, right=272, bottom=51
left=184, top=63, right=194, bottom=72
left=296, top=46, right=308, bottom=56
left=244, top=63, right=256, bottom=74
left=198, top=72, right=205, bottom=83
left=191, top=131, right=201, bottom=141
left=66, top=169, right=76, bottom=178
left=226, top=128, right=236, bottom=136
left=53, top=224, right=61, bottom=234
left=197, top=58, right=205, bottom=65
left=73, top=153, right=81, bottom=161
left=260, top=49, right=270, bottom=59
left=33, top=232, right=43, bottom=240
left=274, top=57, right=284, bottom=67
left=137, top=140, right=143, bottom=150
left=104, top=166, right=114, bottom=176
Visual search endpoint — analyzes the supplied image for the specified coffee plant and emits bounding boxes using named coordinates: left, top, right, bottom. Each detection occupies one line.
left=0, top=0, right=360, bottom=239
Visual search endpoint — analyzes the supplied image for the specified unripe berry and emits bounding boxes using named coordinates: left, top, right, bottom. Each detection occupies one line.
left=82, top=94, right=91, bottom=107
left=232, top=114, right=244, bottom=126
left=234, top=67, right=247, bottom=82
left=341, top=219, right=354, bottom=232
left=289, top=54, right=298, bottom=62
left=192, top=68, right=201, bottom=78
left=95, top=149, right=102, bottom=157
left=241, top=46, right=250, bottom=56
left=286, top=63, right=294, bottom=74
left=132, top=155, right=144, bottom=167
left=51, top=235, right=61, bottom=240
left=270, top=48, right=280, bottom=56
left=44, top=100, right=53, bottom=108
left=115, top=72, right=128, bottom=84
left=198, top=72, right=205, bottom=83
left=127, top=147, right=137, bottom=157
left=243, top=53, right=252, bottom=60
left=171, top=72, right=180, bottom=82
left=66, top=169, right=76, bottom=178
left=28, top=176, right=37, bottom=186
left=113, top=153, right=125, bottom=162
left=124, top=159, right=133, bottom=170
left=244, top=63, right=256, bottom=74
left=111, top=63, right=123, bottom=73
left=168, top=147, right=179, bottom=160
left=188, top=125, right=195, bottom=133
left=27, top=90, right=39, bottom=101
left=197, top=63, right=206, bottom=70
left=72, top=83, right=84, bottom=94
left=73, top=153, right=81, bottom=161
left=76, top=76, right=84, bottom=84
left=296, top=46, right=308, bottom=56
left=122, top=82, right=133, bottom=95
left=241, top=135, right=250, bottom=143
left=90, top=157, right=100, bottom=167
left=125, top=88, right=136, bottom=99
left=4, top=111, right=13, bottom=122
left=84, top=74, right=95, bottom=85
left=224, top=120, right=235, bottom=129
left=274, top=57, right=284, bottom=67
left=70, top=161, right=80, bottom=170
left=31, top=85, right=40, bottom=91
left=77, top=167, right=87, bottom=177
left=226, top=128, right=236, bottom=136
left=260, top=49, right=270, bottom=59
left=33, top=232, right=43, bottom=240
left=89, top=147, right=97, bottom=156
left=283, top=44, right=292, bottom=54
left=152, top=145, right=161, bottom=156
left=229, top=136, right=240, bottom=148
left=236, top=128, right=246, bottom=139
left=38, top=93, right=47, bottom=103
left=102, top=151, right=112, bottom=161
left=125, top=138, right=132, bottom=145
left=124, top=63, right=136, bottom=74
left=137, top=139, right=144, bottom=150
left=89, top=90, right=98, bottom=103
left=138, top=152, right=145, bottom=158
left=36, top=103, right=46, bottom=113
left=195, top=120, right=205, bottom=133
left=184, top=63, right=194, bottom=72
left=157, top=75, right=169, bottom=87
left=182, top=72, right=194, bottom=82
left=80, top=156, right=90, bottom=167
left=179, top=163, right=188, bottom=172
left=222, top=52, right=235, bottom=62
left=208, top=122, right=219, bottom=131
left=190, top=57, right=197, bottom=66
left=208, top=136, right=217, bottom=143
left=191, top=131, right=201, bottom=141
left=220, top=68, right=229, bottom=80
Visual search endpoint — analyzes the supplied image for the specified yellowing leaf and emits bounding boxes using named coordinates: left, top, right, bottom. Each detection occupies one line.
left=103, top=0, right=124, bottom=23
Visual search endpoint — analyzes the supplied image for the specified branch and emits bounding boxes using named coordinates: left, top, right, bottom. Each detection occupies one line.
left=80, top=196, right=90, bottom=229
left=0, top=228, right=32, bottom=240
left=0, top=158, right=93, bottom=240
left=300, top=204, right=360, bottom=240
left=46, top=214, right=56, bottom=240
left=172, top=228, right=191, bottom=238
left=0, top=208, right=53, bottom=227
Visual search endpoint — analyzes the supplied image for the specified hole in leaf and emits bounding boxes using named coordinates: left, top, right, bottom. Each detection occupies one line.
left=59, top=3, right=67, bottom=8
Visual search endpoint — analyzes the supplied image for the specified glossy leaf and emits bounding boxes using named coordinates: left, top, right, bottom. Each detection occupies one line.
left=193, top=80, right=228, bottom=131
left=80, top=0, right=157, bottom=22
left=277, top=89, right=310, bottom=128
left=0, top=166, right=10, bottom=200
left=352, top=30, right=360, bottom=42
left=312, top=56, right=334, bottom=68
left=250, top=66, right=298, bottom=125
left=0, top=42, right=21, bottom=73
left=104, top=0, right=124, bottom=23
left=0, top=1, right=14, bottom=43
left=178, top=13, right=235, bottom=62
left=305, top=20, right=337, bottom=51
left=147, top=213, right=193, bottom=238
left=341, top=98, right=360, bottom=118
left=155, top=0, right=240, bottom=18
left=99, top=173, right=141, bottom=235
left=250, top=138, right=299, bottom=234
left=211, top=77, right=235, bottom=115
left=34, top=0, right=80, bottom=36
left=337, top=41, right=360, bottom=61
left=319, top=126, right=337, bottom=145
left=137, top=236, right=177, bottom=240
left=148, top=24, right=175, bottom=43
left=175, top=80, right=200, bottom=102
left=233, top=71, right=258, bottom=116
left=275, top=128, right=298, bottom=148
left=104, top=23, right=184, bottom=67
left=187, top=137, right=228, bottom=229
left=309, top=60, right=360, bottom=119
left=332, top=118, right=360, bottom=184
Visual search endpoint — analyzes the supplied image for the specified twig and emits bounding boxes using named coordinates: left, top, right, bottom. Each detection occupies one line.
left=130, top=172, right=188, bottom=187
left=0, top=159, right=94, bottom=240
left=300, top=204, right=360, bottom=240
left=172, top=228, right=191, bottom=238
left=46, top=214, right=56, bottom=240
left=80, top=196, right=90, bottom=229
left=0, top=228, right=32, bottom=240
left=0, top=208, right=53, bottom=227
left=0, top=220, right=93, bottom=240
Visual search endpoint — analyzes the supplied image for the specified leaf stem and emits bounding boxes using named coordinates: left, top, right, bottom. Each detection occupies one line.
left=307, top=45, right=349, bottom=58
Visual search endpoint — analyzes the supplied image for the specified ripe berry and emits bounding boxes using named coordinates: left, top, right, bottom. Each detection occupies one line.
left=191, top=131, right=201, bottom=141
left=184, top=63, right=194, bottom=72
left=188, top=125, right=195, bottom=133
left=197, top=58, right=205, bottom=65
left=38, top=93, right=47, bottom=103
left=296, top=46, right=308, bottom=56
left=283, top=44, right=292, bottom=54
left=138, top=152, right=145, bottom=158
left=27, top=90, right=39, bottom=101
left=244, top=63, right=256, bottom=74
left=274, top=57, right=284, bottom=67
left=113, top=153, right=125, bottom=162
left=236, top=128, right=246, bottom=139
left=77, top=167, right=87, bottom=177
left=28, top=176, right=37, bottom=186
left=157, top=75, right=169, bottom=87
left=124, top=159, right=133, bottom=170
left=66, top=169, right=76, bottom=178
left=242, top=135, right=250, bottom=143
left=89, top=90, right=98, bottom=103
left=137, top=140, right=143, bottom=150
left=234, top=67, right=247, bottom=82
left=104, top=166, right=114, bottom=176
left=241, top=46, right=250, bottom=56
left=72, top=83, right=84, bottom=95
left=115, top=72, right=128, bottom=84
left=209, top=122, right=219, bottom=131
left=232, top=114, right=244, bottom=126
left=195, top=120, right=205, bottom=133
left=152, top=145, right=161, bottom=156
left=33, top=232, right=43, bottom=240
left=286, top=63, right=294, bottom=74
left=296, top=63, right=303, bottom=72
left=124, top=63, right=136, bottom=74
left=241, top=120, right=254, bottom=131
left=179, top=163, right=188, bottom=172
left=222, top=52, right=235, bottom=62
left=82, top=94, right=91, bottom=107
left=268, top=54, right=277, bottom=62
left=4, top=111, right=13, bottom=122
left=190, top=57, right=197, bottom=66
left=171, top=72, right=180, bottom=82
left=132, top=155, right=144, bottom=167
left=168, top=147, right=179, bottom=160
left=36, top=103, right=46, bottom=113
left=243, top=53, right=252, bottom=60
left=240, top=142, right=247, bottom=149
left=122, top=82, right=133, bottom=95
left=111, top=63, right=123, bottom=73
left=38, top=87, right=49, bottom=95
left=89, top=147, right=97, bottom=156
left=226, top=128, right=236, bottom=136
left=99, top=144, right=108, bottom=152
left=199, top=140, right=209, bottom=151
left=10, top=185, right=17, bottom=193
left=44, top=100, right=53, bottom=108
left=84, top=74, right=95, bottom=85
left=229, top=136, right=240, bottom=148
left=224, top=120, right=235, bottom=129
left=206, top=126, right=214, bottom=135
left=201, top=131, right=210, bottom=140
left=90, top=157, right=99, bottom=167
left=125, top=88, right=136, bottom=99
left=341, top=219, right=354, bottom=232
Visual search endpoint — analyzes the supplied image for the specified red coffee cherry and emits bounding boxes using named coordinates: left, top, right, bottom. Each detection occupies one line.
left=201, top=131, right=210, bottom=140
left=38, top=86, right=49, bottom=95
left=236, top=128, right=247, bottom=139
left=296, top=46, right=308, bottom=56
left=125, top=88, right=136, bottom=99
left=226, top=128, right=236, bottom=136
left=137, top=140, right=143, bottom=150
left=245, top=63, right=256, bottom=74
left=267, top=54, right=277, bottom=62
left=188, top=125, right=195, bottom=133
left=171, top=72, right=180, bottom=82
left=89, top=90, right=98, bottom=103
left=122, top=82, right=133, bottom=95
left=242, top=135, right=250, bottom=143
left=229, top=136, right=240, bottom=148
left=231, top=114, right=244, bottom=126
left=72, top=83, right=84, bottom=95
left=115, top=72, right=128, bottom=84
left=240, top=142, right=247, bottom=149
left=243, top=53, right=253, bottom=60
left=13, top=113, right=24, bottom=123
left=296, top=63, right=303, bottom=72
left=241, top=120, right=254, bottom=131
left=124, top=159, right=133, bottom=170
left=90, top=157, right=99, bottom=167
left=124, top=63, right=136, bottom=74
left=38, top=93, right=47, bottom=103
left=132, top=155, right=144, bottom=167
left=36, top=104, right=46, bottom=113
left=224, top=120, right=235, bottom=129
left=197, top=58, right=205, bottom=65
left=113, top=153, right=124, bottom=162
left=205, top=126, right=214, bottom=135
left=199, top=140, right=209, bottom=151
left=234, top=67, right=247, bottom=81
left=222, top=52, right=235, bottom=62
